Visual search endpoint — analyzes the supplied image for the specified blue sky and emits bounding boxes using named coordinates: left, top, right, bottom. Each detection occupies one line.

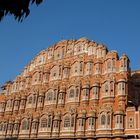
left=0, top=0, right=140, bottom=87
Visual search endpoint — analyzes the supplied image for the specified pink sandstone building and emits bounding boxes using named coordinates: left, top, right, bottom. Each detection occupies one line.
left=0, top=37, right=140, bottom=140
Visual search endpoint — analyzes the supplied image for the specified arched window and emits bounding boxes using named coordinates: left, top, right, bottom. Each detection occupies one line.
left=40, top=118, right=47, bottom=128
left=64, top=116, right=70, bottom=127
left=101, top=114, right=106, bottom=125
left=21, top=119, right=29, bottom=130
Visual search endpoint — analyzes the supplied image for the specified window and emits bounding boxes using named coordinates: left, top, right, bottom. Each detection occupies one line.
left=74, top=65, right=78, bottom=73
left=28, top=96, right=32, bottom=104
left=0, top=124, right=3, bottom=131
left=64, top=116, right=70, bottom=127
left=6, top=100, right=13, bottom=108
left=40, top=118, right=47, bottom=128
left=71, top=116, right=75, bottom=127
left=45, top=73, right=49, bottom=81
left=7, top=124, right=13, bottom=131
left=53, top=121, right=58, bottom=128
left=21, top=99, right=25, bottom=106
left=110, top=82, right=114, bottom=93
left=79, top=119, right=84, bottom=126
left=105, top=83, right=108, bottom=93
left=80, top=62, right=83, bottom=72
left=38, top=97, right=43, bottom=103
left=21, top=119, right=29, bottom=130
left=129, top=117, right=134, bottom=128
left=53, top=91, right=56, bottom=100
left=3, top=124, right=7, bottom=131
left=115, top=115, right=123, bottom=129
left=101, top=114, right=106, bottom=125
left=88, top=117, right=94, bottom=126
left=32, top=122, right=37, bottom=129
left=118, top=82, right=125, bottom=95
left=112, top=59, right=115, bottom=69
left=93, top=87, right=99, bottom=95
left=47, top=92, right=52, bottom=101
left=107, top=114, right=111, bottom=125
left=69, top=89, right=74, bottom=98
left=76, top=88, right=79, bottom=97
left=107, top=60, right=111, bottom=70
left=48, top=117, right=51, bottom=128
left=14, top=124, right=19, bottom=130
left=33, top=95, right=36, bottom=104
left=14, top=100, right=19, bottom=106
left=59, top=93, right=63, bottom=100
left=84, top=88, right=89, bottom=97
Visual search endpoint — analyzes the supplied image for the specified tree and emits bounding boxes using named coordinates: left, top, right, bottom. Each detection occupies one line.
left=0, top=0, right=43, bottom=22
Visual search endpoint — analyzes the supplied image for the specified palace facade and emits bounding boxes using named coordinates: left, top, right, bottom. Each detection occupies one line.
left=0, top=37, right=140, bottom=140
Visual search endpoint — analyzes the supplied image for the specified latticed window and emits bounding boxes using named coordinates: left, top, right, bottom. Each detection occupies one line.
left=3, top=124, right=7, bottom=131
left=7, top=124, right=13, bottom=131
left=110, top=82, right=114, bottom=93
left=105, top=83, right=108, bottom=93
left=76, top=88, right=79, bottom=97
left=38, top=97, right=43, bottom=103
left=28, top=96, right=32, bottom=104
left=78, top=119, right=84, bottom=126
left=47, top=92, right=52, bottom=101
left=48, top=117, right=51, bottom=128
left=84, top=88, right=89, bottom=97
left=69, top=89, right=74, bottom=98
left=40, top=118, right=47, bottom=128
left=107, top=114, right=111, bottom=125
left=112, top=59, right=115, bottom=69
left=80, top=62, right=83, bottom=72
left=71, top=116, right=75, bottom=127
left=93, top=87, right=99, bottom=95
left=7, top=100, right=12, bottom=108
left=129, top=117, right=134, bottom=128
left=88, top=117, right=94, bottom=126
left=101, top=114, right=106, bottom=125
left=0, top=124, right=3, bottom=131
left=64, top=116, right=70, bottom=127
left=14, top=100, right=19, bottom=106
left=14, top=124, right=19, bottom=130
left=33, top=95, right=36, bottom=103
left=53, top=92, right=56, bottom=100
left=21, top=119, right=29, bottom=130
left=32, top=122, right=38, bottom=129
left=53, top=121, right=58, bottom=128
left=107, top=60, right=111, bottom=69
left=59, top=93, right=63, bottom=100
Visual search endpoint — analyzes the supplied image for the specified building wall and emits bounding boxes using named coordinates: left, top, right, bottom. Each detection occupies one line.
left=0, top=37, right=139, bottom=140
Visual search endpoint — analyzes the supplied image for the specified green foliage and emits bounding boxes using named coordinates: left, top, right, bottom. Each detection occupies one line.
left=0, top=0, right=43, bottom=22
